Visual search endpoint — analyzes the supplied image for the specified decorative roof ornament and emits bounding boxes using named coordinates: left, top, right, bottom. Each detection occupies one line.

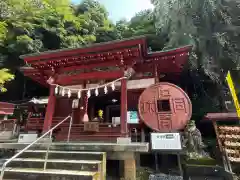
left=46, top=76, right=54, bottom=84
left=124, top=67, right=135, bottom=79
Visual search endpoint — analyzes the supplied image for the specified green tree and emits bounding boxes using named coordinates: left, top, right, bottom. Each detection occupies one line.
left=0, top=68, right=14, bottom=92
left=151, top=0, right=239, bottom=81
left=115, top=10, right=164, bottom=51
left=0, top=22, right=7, bottom=46
left=151, top=0, right=240, bottom=116
left=0, top=0, right=118, bottom=100
left=74, top=0, right=116, bottom=43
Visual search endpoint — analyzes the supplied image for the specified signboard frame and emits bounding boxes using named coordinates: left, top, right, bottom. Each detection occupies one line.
left=150, top=132, right=183, bottom=152
left=150, top=132, right=184, bottom=177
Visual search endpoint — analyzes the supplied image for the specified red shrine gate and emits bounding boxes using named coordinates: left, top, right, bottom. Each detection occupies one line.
left=20, top=36, right=191, bottom=141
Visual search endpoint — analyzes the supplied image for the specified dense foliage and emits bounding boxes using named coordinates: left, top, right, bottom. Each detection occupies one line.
left=152, top=0, right=240, bottom=81
left=152, top=0, right=240, bottom=116
left=0, top=68, right=14, bottom=92
left=0, top=0, right=240, bottom=117
left=0, top=0, right=119, bottom=99
left=0, top=0, right=117, bottom=66
left=0, top=0, right=159, bottom=99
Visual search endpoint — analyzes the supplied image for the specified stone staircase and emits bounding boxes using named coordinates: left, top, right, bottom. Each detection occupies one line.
left=1, top=150, right=106, bottom=180
left=55, top=124, right=122, bottom=142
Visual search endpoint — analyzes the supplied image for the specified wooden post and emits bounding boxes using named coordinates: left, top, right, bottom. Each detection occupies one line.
left=124, top=158, right=136, bottom=180
left=43, top=86, right=56, bottom=132
left=177, top=154, right=183, bottom=177
left=120, top=78, right=128, bottom=136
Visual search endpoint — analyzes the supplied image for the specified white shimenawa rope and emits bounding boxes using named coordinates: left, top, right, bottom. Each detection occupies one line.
left=46, top=67, right=134, bottom=97
left=47, top=76, right=127, bottom=94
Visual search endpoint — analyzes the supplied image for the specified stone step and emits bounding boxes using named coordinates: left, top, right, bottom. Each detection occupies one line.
left=60, top=125, right=120, bottom=130
left=55, top=134, right=120, bottom=142
left=0, top=131, right=13, bottom=140
left=58, top=131, right=121, bottom=135
left=17, top=150, right=105, bottom=161
left=61, top=129, right=120, bottom=133
left=7, top=158, right=102, bottom=172
left=3, top=168, right=100, bottom=180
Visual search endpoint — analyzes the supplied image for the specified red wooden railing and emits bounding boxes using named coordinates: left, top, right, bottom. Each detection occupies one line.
left=0, top=119, right=16, bottom=131
left=25, top=117, right=146, bottom=142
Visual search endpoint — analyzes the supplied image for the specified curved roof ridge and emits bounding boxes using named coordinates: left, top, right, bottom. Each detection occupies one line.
left=148, top=45, right=192, bottom=55
left=20, top=36, right=147, bottom=59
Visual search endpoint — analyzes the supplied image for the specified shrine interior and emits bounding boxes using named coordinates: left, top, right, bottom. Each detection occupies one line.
left=88, top=91, right=121, bottom=122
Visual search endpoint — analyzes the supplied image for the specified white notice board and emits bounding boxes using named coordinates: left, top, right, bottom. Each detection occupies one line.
left=151, top=132, right=182, bottom=150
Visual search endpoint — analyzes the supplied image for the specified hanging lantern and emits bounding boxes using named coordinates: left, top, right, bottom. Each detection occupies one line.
left=55, top=85, right=59, bottom=95
left=95, top=88, right=99, bottom=96
left=87, top=90, right=91, bottom=98
left=111, top=82, right=115, bottom=91
left=67, top=89, right=71, bottom=98
left=104, top=86, right=108, bottom=94
left=78, top=90, right=81, bottom=99
left=61, top=88, right=65, bottom=96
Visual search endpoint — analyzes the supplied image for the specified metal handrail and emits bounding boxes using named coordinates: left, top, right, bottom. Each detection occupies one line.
left=0, top=115, right=72, bottom=180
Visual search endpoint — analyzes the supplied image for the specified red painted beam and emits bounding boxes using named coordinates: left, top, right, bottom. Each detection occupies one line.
left=56, top=61, right=121, bottom=74
left=55, top=58, right=137, bottom=75
left=27, top=49, right=141, bottom=71
left=56, top=71, right=124, bottom=85
left=23, top=37, right=146, bottom=62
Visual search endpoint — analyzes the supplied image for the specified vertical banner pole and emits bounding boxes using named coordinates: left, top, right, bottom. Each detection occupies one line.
left=226, top=71, right=240, bottom=119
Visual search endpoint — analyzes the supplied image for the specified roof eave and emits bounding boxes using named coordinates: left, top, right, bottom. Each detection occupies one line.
left=19, top=36, right=147, bottom=60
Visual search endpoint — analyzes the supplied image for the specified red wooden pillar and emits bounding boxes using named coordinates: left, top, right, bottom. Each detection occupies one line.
left=43, top=86, right=56, bottom=132
left=120, top=78, right=128, bottom=136
left=154, top=64, right=159, bottom=83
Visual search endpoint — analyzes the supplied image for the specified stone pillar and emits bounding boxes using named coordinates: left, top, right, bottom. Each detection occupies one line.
left=120, top=78, right=128, bottom=136
left=124, top=158, right=136, bottom=180
left=43, top=86, right=56, bottom=132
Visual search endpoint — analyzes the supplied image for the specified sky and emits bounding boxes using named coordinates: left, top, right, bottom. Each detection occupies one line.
left=72, top=0, right=154, bottom=22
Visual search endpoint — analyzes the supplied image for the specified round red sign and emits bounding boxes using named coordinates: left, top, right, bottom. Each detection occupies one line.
left=138, top=82, right=192, bottom=132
